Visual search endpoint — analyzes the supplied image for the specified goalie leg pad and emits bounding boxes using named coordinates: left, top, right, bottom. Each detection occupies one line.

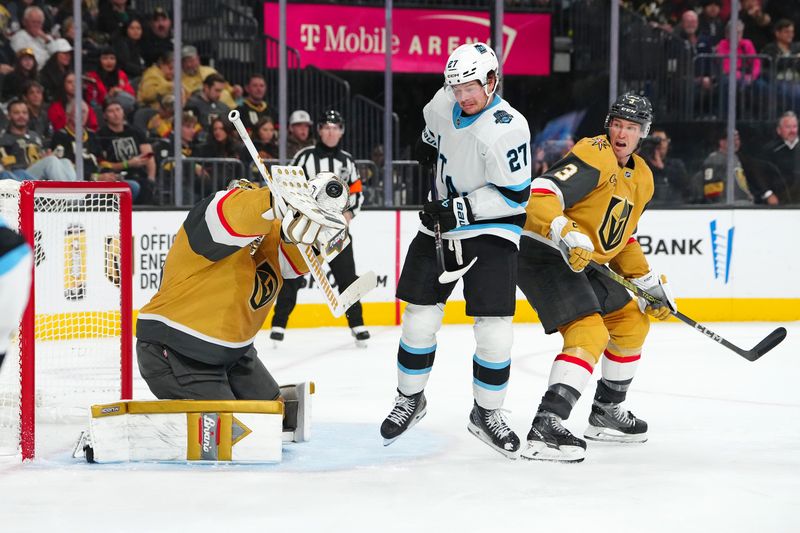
left=280, top=381, right=315, bottom=443
left=85, top=400, right=284, bottom=463
left=397, top=304, right=444, bottom=396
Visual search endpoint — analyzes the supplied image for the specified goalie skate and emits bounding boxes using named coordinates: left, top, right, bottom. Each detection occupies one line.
left=520, top=411, right=586, bottom=463
left=584, top=402, right=648, bottom=443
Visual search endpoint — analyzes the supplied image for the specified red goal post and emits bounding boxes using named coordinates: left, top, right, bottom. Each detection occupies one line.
left=0, top=181, right=133, bottom=460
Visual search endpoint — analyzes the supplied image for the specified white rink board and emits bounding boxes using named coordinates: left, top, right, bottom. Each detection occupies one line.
left=132, top=208, right=800, bottom=309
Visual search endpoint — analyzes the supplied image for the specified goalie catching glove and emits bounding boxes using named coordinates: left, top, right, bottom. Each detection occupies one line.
left=263, top=171, right=349, bottom=248
left=630, top=271, right=677, bottom=320
left=550, top=215, right=594, bottom=273
left=420, top=196, right=475, bottom=233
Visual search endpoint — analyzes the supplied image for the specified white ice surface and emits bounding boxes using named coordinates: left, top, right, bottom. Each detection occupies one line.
left=0, top=322, right=798, bottom=532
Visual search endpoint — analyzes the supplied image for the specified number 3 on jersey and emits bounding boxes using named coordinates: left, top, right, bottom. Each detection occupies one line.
left=506, top=144, right=528, bottom=172
left=553, top=163, right=578, bottom=181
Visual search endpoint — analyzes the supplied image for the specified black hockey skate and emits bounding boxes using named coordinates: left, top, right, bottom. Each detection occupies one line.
left=351, top=326, right=370, bottom=348
left=270, top=327, right=285, bottom=348
left=520, top=411, right=587, bottom=463
left=380, top=390, right=427, bottom=445
left=467, top=402, right=520, bottom=459
left=584, top=402, right=648, bottom=443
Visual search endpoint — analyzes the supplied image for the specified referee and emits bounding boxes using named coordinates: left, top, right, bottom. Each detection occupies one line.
left=270, top=109, right=370, bottom=346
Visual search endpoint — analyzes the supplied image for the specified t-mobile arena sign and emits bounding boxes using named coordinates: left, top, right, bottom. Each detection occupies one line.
left=263, top=3, right=551, bottom=76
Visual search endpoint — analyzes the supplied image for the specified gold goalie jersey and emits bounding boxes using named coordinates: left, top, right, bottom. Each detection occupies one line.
left=136, top=186, right=308, bottom=365
left=523, top=135, right=654, bottom=277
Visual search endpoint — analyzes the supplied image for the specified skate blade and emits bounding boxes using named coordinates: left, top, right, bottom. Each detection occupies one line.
left=354, top=339, right=368, bottom=349
left=467, top=422, right=518, bottom=460
left=583, top=425, right=647, bottom=443
left=382, top=408, right=427, bottom=447
left=271, top=340, right=283, bottom=349
left=520, top=440, right=585, bottom=463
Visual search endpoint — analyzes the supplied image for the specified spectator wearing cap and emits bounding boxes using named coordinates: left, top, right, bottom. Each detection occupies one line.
left=39, top=38, right=72, bottom=100
left=286, top=109, right=314, bottom=158
left=235, top=73, right=276, bottom=133
left=112, top=15, right=145, bottom=79
left=97, top=0, right=139, bottom=37
left=137, top=51, right=179, bottom=110
left=1, top=47, right=38, bottom=101
left=180, top=45, right=241, bottom=109
left=698, top=0, right=725, bottom=46
left=86, top=47, right=136, bottom=113
left=22, top=80, right=49, bottom=138
left=10, top=6, right=52, bottom=69
left=186, top=72, right=230, bottom=131
left=141, top=7, right=172, bottom=66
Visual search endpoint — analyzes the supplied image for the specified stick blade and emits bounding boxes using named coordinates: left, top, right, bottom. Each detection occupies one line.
left=744, top=327, right=787, bottom=362
left=332, top=271, right=378, bottom=317
left=438, top=257, right=477, bottom=284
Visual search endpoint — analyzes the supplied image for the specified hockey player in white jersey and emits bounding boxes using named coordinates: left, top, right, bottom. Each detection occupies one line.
left=0, top=215, right=32, bottom=370
left=380, top=42, right=531, bottom=458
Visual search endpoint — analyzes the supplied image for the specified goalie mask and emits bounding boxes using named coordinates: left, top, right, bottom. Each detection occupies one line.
left=443, top=42, right=499, bottom=104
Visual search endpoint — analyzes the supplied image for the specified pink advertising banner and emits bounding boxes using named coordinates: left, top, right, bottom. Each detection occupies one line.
left=263, top=3, right=551, bottom=76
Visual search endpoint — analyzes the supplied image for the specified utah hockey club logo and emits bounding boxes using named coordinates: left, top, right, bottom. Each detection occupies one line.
left=493, top=110, right=513, bottom=124
left=598, top=196, right=633, bottom=251
left=709, top=219, right=734, bottom=284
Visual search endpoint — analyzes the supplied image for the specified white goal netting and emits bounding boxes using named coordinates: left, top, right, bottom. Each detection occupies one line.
left=0, top=180, right=132, bottom=459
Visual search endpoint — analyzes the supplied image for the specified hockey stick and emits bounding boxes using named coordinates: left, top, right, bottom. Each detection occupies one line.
left=229, top=110, right=377, bottom=318
left=429, top=151, right=476, bottom=284
left=577, top=250, right=786, bottom=362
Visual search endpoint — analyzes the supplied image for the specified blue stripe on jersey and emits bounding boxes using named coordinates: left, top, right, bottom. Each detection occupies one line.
left=399, top=340, right=436, bottom=355
left=473, top=354, right=511, bottom=370
left=450, top=223, right=523, bottom=235
left=473, top=378, right=508, bottom=391
left=398, top=362, right=433, bottom=375
left=501, top=178, right=532, bottom=192
left=451, top=94, right=502, bottom=129
left=0, top=244, right=31, bottom=275
left=497, top=193, right=529, bottom=209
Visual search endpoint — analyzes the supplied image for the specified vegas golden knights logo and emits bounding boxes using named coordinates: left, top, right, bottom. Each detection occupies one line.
left=250, top=260, right=278, bottom=310
left=598, top=196, right=633, bottom=251
left=104, top=236, right=121, bottom=287
left=64, top=223, right=86, bottom=300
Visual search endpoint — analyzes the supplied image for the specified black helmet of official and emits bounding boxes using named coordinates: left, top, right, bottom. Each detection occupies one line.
left=319, top=109, right=344, bottom=128
left=604, top=92, right=653, bottom=137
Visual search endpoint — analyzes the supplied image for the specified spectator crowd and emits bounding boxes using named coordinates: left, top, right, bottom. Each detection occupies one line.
left=0, top=0, right=317, bottom=205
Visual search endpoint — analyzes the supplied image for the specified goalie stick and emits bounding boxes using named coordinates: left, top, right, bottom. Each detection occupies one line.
left=228, top=110, right=377, bottom=318
left=572, top=245, right=786, bottom=362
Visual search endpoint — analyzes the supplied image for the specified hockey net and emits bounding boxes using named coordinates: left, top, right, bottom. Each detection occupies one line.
left=0, top=180, right=132, bottom=460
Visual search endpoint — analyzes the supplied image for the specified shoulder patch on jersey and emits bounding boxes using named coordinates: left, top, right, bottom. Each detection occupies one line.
left=493, top=110, right=513, bottom=124
left=590, top=137, right=611, bottom=151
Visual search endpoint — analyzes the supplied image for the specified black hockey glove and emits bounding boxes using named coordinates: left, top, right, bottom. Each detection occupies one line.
left=419, top=197, right=475, bottom=233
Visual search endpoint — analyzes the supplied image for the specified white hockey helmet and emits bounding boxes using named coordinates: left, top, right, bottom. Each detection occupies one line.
left=443, top=42, right=498, bottom=88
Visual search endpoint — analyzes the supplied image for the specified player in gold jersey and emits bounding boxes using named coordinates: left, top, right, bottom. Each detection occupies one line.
left=517, top=94, right=677, bottom=462
left=136, top=175, right=348, bottom=404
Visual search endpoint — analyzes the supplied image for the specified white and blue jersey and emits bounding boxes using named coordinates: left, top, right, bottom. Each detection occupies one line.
left=0, top=215, right=32, bottom=360
left=421, top=87, right=532, bottom=246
